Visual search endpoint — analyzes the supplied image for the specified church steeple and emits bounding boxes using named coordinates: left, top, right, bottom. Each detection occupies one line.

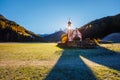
left=68, top=19, right=71, bottom=27
left=67, top=19, right=72, bottom=41
left=68, top=19, right=72, bottom=30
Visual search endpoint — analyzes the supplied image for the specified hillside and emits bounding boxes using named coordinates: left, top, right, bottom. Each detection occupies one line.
left=0, top=14, right=44, bottom=42
left=43, top=30, right=65, bottom=42
left=79, top=14, right=120, bottom=40
left=102, top=33, right=120, bottom=43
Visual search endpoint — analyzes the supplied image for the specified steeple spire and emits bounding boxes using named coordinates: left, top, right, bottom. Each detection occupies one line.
left=68, top=18, right=71, bottom=27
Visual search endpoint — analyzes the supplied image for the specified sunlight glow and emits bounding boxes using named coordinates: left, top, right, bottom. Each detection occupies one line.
left=68, top=26, right=71, bottom=30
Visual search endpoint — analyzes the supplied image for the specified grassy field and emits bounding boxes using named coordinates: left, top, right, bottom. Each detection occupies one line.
left=0, top=43, right=120, bottom=80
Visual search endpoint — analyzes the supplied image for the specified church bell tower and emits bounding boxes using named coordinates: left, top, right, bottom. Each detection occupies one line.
left=67, top=19, right=72, bottom=41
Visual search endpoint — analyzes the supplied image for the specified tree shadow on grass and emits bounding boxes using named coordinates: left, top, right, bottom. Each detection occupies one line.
left=45, top=49, right=97, bottom=80
left=45, top=44, right=120, bottom=80
left=80, top=45, right=120, bottom=71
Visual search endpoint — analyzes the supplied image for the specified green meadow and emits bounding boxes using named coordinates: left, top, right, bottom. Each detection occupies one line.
left=0, top=43, right=120, bottom=80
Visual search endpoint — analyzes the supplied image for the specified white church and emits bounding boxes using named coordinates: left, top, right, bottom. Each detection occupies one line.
left=67, top=20, right=82, bottom=41
left=59, top=19, right=96, bottom=48
left=66, top=20, right=82, bottom=47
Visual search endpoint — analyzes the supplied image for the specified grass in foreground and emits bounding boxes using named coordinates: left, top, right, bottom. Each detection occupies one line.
left=0, top=43, right=120, bottom=80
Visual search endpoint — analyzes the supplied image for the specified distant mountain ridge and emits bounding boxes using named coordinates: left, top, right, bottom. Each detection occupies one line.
left=0, top=14, right=44, bottom=42
left=79, top=13, right=120, bottom=39
left=43, top=30, right=65, bottom=42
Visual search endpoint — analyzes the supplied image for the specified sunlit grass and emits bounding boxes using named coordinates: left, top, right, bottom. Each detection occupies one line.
left=100, top=43, right=120, bottom=53
left=0, top=43, right=62, bottom=61
left=0, top=66, right=50, bottom=80
left=0, top=43, right=120, bottom=80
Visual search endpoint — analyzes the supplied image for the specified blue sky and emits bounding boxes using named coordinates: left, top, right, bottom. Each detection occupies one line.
left=0, top=0, right=120, bottom=34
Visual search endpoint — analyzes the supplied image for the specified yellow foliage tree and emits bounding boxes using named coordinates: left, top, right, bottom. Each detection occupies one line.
left=0, top=21, right=6, bottom=29
left=61, top=34, right=68, bottom=43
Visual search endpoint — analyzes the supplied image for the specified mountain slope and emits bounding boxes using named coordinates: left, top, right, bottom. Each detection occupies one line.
left=43, top=30, right=65, bottom=42
left=102, top=33, right=120, bottom=43
left=79, top=14, right=120, bottom=39
left=0, top=14, right=44, bottom=42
